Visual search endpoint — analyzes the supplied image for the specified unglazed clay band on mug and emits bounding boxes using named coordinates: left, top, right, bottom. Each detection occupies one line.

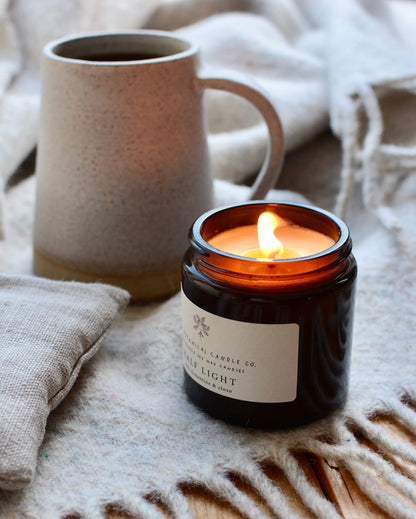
left=198, top=70, right=285, bottom=200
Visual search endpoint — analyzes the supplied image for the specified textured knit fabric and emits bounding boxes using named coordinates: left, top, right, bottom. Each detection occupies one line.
left=0, top=171, right=414, bottom=518
left=0, top=274, right=129, bottom=490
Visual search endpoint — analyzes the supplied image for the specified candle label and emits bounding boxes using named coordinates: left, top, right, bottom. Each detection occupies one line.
left=182, top=290, right=299, bottom=403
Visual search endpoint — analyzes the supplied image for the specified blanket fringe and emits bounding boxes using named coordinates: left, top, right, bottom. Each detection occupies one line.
left=14, top=400, right=415, bottom=519
left=273, top=449, right=341, bottom=519
left=335, top=78, right=416, bottom=242
left=395, top=399, right=416, bottom=431
left=235, top=461, right=300, bottom=519
left=353, top=411, right=416, bottom=463
left=162, top=489, right=194, bottom=519
left=204, top=473, right=268, bottom=519
left=190, top=401, right=416, bottom=519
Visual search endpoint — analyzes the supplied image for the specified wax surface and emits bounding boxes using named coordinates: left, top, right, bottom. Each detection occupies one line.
left=209, top=224, right=335, bottom=259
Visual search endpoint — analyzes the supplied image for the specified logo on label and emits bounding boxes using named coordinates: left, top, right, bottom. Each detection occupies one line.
left=193, top=314, right=210, bottom=338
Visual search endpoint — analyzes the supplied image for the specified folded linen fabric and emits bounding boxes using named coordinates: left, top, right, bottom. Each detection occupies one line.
left=0, top=274, right=129, bottom=490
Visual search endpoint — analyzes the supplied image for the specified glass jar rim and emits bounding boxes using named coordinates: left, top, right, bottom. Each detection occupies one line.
left=191, top=201, right=351, bottom=265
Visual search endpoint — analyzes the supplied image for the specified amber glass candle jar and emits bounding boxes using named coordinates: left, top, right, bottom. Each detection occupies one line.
left=181, top=201, right=357, bottom=429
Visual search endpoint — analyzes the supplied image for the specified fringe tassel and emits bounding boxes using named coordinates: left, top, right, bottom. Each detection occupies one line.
left=295, top=415, right=416, bottom=519
left=204, top=474, right=267, bottom=519
left=334, top=96, right=360, bottom=218
left=234, top=460, right=302, bottom=519
left=82, top=495, right=168, bottom=519
left=335, top=79, right=416, bottom=239
left=394, top=399, right=416, bottom=432
left=162, top=488, right=194, bottom=519
left=348, top=459, right=416, bottom=519
left=353, top=410, right=416, bottom=464
left=272, top=449, right=342, bottom=519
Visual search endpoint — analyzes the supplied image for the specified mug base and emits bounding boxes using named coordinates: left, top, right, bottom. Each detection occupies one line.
left=33, top=249, right=180, bottom=303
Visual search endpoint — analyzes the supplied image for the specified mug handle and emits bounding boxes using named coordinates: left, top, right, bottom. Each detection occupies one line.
left=197, top=69, right=285, bottom=200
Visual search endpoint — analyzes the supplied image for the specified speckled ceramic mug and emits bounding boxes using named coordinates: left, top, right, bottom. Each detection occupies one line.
left=33, top=31, right=284, bottom=302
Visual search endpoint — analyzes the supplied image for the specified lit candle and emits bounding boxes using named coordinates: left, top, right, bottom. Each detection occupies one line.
left=209, top=211, right=335, bottom=260
left=181, top=202, right=357, bottom=429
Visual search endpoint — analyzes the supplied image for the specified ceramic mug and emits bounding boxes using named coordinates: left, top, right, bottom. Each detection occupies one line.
left=33, top=30, right=284, bottom=302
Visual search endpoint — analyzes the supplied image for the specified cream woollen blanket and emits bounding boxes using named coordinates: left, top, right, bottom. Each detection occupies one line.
left=1, top=0, right=416, bottom=518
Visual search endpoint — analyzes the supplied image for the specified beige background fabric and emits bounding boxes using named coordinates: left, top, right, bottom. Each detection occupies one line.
left=1, top=0, right=415, bottom=232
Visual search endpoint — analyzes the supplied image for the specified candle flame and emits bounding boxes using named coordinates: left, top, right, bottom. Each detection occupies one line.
left=258, top=211, right=286, bottom=259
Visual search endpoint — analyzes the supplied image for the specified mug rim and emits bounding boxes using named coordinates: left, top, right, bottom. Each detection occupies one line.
left=44, top=30, right=198, bottom=64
